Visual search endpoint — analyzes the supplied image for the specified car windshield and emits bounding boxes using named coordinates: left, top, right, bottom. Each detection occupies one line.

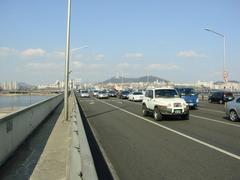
left=122, top=91, right=129, bottom=95
left=155, top=89, right=178, bottom=98
left=178, top=88, right=196, bottom=95
left=81, top=91, right=88, bottom=93
left=133, top=92, right=142, bottom=95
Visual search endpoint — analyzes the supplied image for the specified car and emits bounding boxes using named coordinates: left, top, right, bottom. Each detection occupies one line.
left=96, top=91, right=109, bottom=99
left=128, top=92, right=144, bottom=102
left=208, top=91, right=234, bottom=104
left=117, top=91, right=130, bottom=99
left=92, top=90, right=99, bottom=96
left=176, top=88, right=199, bottom=109
left=142, top=87, right=189, bottom=120
left=108, top=90, right=117, bottom=97
left=226, top=96, right=240, bottom=121
left=80, top=90, right=90, bottom=98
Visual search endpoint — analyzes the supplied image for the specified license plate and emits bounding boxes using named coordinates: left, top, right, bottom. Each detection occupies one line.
left=174, top=109, right=182, bottom=114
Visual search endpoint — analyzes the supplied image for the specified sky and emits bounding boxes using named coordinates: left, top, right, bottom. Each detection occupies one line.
left=0, top=0, right=240, bottom=85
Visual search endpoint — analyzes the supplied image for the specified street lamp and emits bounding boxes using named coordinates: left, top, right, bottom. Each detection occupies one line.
left=64, top=0, right=71, bottom=121
left=204, top=28, right=228, bottom=83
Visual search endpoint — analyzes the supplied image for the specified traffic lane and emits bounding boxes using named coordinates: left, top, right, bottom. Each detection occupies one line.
left=199, top=101, right=225, bottom=111
left=103, top=98, right=240, bottom=156
left=78, top=98, right=240, bottom=180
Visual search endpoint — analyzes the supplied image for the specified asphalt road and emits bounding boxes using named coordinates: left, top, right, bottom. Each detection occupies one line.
left=76, top=95, right=240, bottom=180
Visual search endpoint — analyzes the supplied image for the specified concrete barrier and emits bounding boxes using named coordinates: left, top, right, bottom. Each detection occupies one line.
left=0, top=94, right=63, bottom=167
left=69, top=91, right=98, bottom=180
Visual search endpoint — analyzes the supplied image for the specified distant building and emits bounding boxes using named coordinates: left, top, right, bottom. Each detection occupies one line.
left=213, top=81, right=240, bottom=91
left=2, top=82, right=18, bottom=90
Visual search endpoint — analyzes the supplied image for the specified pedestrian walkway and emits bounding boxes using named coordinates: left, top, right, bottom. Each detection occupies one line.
left=30, top=97, right=73, bottom=180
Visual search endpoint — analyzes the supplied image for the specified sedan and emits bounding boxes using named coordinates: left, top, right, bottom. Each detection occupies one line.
left=117, top=91, right=130, bottom=99
left=226, top=96, right=240, bottom=121
left=97, top=91, right=109, bottom=99
left=80, top=90, right=90, bottom=98
left=128, top=92, right=144, bottom=102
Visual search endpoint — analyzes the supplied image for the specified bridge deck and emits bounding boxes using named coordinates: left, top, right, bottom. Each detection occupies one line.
left=0, top=99, right=72, bottom=180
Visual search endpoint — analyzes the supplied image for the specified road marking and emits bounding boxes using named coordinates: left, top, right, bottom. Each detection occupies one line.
left=79, top=103, right=120, bottom=180
left=190, top=114, right=240, bottom=128
left=198, top=107, right=225, bottom=114
left=121, top=99, right=240, bottom=128
left=89, top=102, right=95, bottom=105
left=95, top=98, right=240, bottom=161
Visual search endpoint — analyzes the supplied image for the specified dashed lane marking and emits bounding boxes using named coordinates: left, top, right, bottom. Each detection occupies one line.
left=198, top=107, right=225, bottom=114
left=119, top=99, right=240, bottom=128
left=95, top=98, right=240, bottom=161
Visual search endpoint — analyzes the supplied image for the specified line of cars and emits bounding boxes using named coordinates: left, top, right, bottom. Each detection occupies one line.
left=207, top=91, right=240, bottom=121
left=77, top=88, right=240, bottom=122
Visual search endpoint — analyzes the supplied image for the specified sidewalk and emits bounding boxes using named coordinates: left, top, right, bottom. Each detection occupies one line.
left=30, top=97, right=73, bottom=180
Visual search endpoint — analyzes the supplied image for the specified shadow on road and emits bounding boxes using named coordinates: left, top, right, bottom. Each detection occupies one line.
left=76, top=98, right=114, bottom=180
left=0, top=103, right=63, bottom=180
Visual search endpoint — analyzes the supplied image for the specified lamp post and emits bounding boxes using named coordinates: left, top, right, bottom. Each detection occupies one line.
left=204, top=28, right=228, bottom=84
left=64, top=0, right=71, bottom=121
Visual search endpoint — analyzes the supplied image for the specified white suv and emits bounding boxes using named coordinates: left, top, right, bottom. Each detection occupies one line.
left=142, top=88, right=189, bottom=120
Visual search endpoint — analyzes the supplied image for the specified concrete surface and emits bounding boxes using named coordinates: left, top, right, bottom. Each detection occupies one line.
left=76, top=96, right=240, bottom=180
left=0, top=94, right=63, bottom=167
left=30, top=97, right=72, bottom=180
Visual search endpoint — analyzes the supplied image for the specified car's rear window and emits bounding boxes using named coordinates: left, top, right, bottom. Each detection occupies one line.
left=133, top=92, right=143, bottom=95
left=225, top=92, right=233, bottom=97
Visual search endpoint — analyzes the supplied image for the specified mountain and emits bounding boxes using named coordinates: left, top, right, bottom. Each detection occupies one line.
left=17, top=82, right=35, bottom=90
left=102, top=76, right=169, bottom=84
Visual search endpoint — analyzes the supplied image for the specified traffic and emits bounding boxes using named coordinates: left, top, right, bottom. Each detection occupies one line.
left=77, top=87, right=240, bottom=122
left=75, top=89, right=240, bottom=179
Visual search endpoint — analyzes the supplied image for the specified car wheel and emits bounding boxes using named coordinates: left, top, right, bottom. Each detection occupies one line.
left=219, top=100, right=223, bottom=104
left=229, top=110, right=239, bottom=122
left=142, top=104, right=148, bottom=116
left=153, top=108, right=163, bottom=121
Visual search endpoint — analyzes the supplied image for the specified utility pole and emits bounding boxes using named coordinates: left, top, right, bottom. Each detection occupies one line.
left=64, top=0, right=71, bottom=120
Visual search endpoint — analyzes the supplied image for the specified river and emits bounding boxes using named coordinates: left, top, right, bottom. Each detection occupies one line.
left=0, top=95, right=54, bottom=117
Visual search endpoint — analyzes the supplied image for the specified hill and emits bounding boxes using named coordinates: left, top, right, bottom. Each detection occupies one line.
left=102, top=75, right=169, bottom=83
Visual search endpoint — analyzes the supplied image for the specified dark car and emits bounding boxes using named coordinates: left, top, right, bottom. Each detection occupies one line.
left=117, top=90, right=130, bottom=99
left=108, top=90, right=117, bottom=97
left=176, top=88, right=199, bottom=109
left=208, top=91, right=234, bottom=104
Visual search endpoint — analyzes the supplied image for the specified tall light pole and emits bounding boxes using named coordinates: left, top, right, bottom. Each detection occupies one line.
left=64, top=0, right=71, bottom=121
left=204, top=28, right=228, bottom=84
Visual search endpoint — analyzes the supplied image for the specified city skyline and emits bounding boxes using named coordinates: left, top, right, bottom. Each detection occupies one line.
left=0, top=0, right=240, bottom=84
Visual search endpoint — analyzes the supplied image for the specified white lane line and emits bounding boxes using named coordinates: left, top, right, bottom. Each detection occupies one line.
left=191, top=114, right=240, bottom=128
left=89, top=102, right=95, bottom=105
left=120, top=100, right=240, bottom=128
left=79, top=103, right=120, bottom=180
left=198, top=107, right=225, bottom=114
left=95, top=98, right=240, bottom=161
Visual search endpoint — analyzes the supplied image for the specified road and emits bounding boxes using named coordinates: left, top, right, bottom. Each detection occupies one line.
left=76, top=95, right=240, bottom=180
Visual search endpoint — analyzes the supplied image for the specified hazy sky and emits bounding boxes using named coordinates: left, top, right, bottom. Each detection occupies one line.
left=0, top=0, right=239, bottom=84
